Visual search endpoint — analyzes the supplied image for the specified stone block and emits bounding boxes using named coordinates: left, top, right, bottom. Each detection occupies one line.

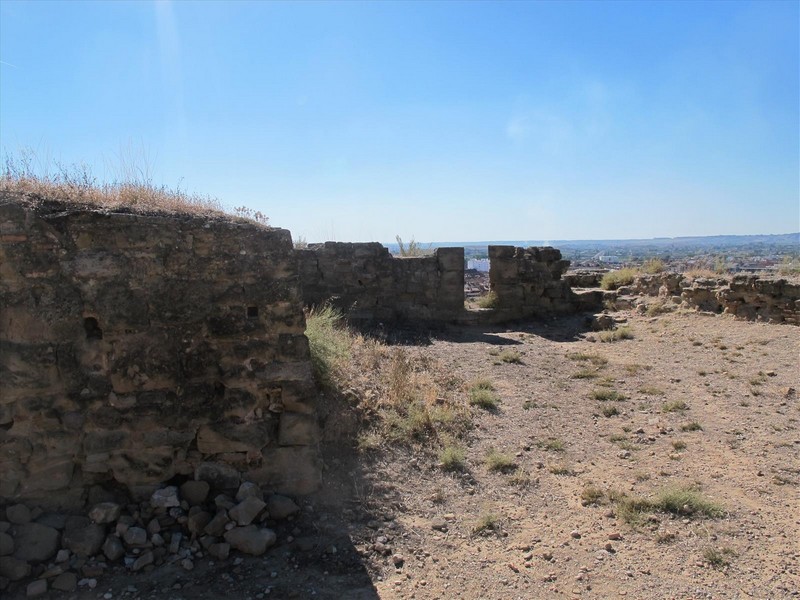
left=278, top=412, right=319, bottom=446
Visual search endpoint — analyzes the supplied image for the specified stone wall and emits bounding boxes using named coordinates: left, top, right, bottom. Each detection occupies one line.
left=617, top=273, right=799, bottom=325
left=297, top=243, right=465, bottom=324
left=0, top=198, right=320, bottom=509
left=488, top=246, right=579, bottom=319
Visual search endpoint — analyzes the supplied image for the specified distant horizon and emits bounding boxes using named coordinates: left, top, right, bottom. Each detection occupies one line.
left=319, top=232, right=800, bottom=247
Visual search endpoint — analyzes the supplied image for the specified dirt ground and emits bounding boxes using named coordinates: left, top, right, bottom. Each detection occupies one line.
left=15, top=308, right=799, bottom=600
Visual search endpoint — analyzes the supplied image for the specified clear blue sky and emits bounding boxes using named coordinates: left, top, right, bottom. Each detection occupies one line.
left=1, top=1, right=798, bottom=243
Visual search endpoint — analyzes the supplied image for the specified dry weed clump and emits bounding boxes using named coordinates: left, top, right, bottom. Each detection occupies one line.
left=600, top=268, right=638, bottom=290
left=1, top=152, right=267, bottom=224
left=306, top=308, right=471, bottom=449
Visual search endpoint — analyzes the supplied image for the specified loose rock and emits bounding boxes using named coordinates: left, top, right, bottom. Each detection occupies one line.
left=224, top=526, right=277, bottom=556
left=230, top=497, right=267, bottom=526
left=12, top=523, right=60, bottom=562
left=266, top=495, right=299, bottom=520
left=51, top=572, right=77, bottom=592
left=6, top=505, right=32, bottom=525
left=180, top=481, right=210, bottom=506
left=89, top=503, right=122, bottom=524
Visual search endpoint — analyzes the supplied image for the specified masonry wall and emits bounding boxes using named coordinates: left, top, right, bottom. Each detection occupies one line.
left=0, top=198, right=320, bottom=509
left=297, top=243, right=465, bottom=324
left=619, top=273, right=800, bottom=325
left=488, top=246, right=578, bottom=319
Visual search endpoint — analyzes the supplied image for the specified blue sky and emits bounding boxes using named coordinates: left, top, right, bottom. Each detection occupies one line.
left=1, top=1, right=798, bottom=242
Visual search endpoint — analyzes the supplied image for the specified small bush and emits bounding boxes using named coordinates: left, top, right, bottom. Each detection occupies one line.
left=395, top=235, right=432, bottom=257
left=601, top=405, right=620, bottom=417
left=656, top=487, right=724, bottom=518
left=662, top=400, right=688, bottom=413
left=498, top=349, right=523, bottom=364
left=671, top=440, right=687, bottom=451
left=567, top=353, right=608, bottom=366
left=642, top=258, right=666, bottom=274
left=485, top=448, right=515, bottom=472
left=681, top=421, right=703, bottom=432
left=439, top=445, right=467, bottom=472
left=476, top=291, right=499, bottom=309
left=305, top=305, right=351, bottom=387
left=538, top=438, right=565, bottom=452
left=598, top=327, right=634, bottom=343
left=593, top=389, right=626, bottom=402
left=548, top=464, right=575, bottom=476
left=572, top=368, right=600, bottom=379
left=469, top=387, right=500, bottom=410
left=600, top=268, right=638, bottom=290
left=639, top=386, right=665, bottom=396
left=472, top=512, right=500, bottom=535
left=703, top=546, right=736, bottom=569
left=581, top=485, right=605, bottom=506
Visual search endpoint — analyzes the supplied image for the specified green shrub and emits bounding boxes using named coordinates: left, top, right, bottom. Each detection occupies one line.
left=598, top=326, right=634, bottom=342
left=485, top=447, right=515, bottom=472
left=642, top=258, right=666, bottom=274
left=439, top=445, right=467, bottom=472
left=593, top=389, right=626, bottom=402
left=476, top=291, right=499, bottom=309
left=498, top=349, right=523, bottom=364
left=469, top=387, right=500, bottom=410
left=305, top=305, right=351, bottom=387
left=662, top=400, right=688, bottom=413
left=600, top=268, right=638, bottom=290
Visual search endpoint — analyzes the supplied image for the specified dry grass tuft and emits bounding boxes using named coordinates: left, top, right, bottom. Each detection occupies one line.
left=1, top=152, right=265, bottom=222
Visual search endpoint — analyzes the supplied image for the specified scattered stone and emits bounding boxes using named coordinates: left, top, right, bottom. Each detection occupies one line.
left=150, top=487, right=180, bottom=509
left=55, top=549, right=70, bottom=563
left=103, top=535, right=125, bottom=562
left=51, top=572, right=77, bottom=592
left=187, top=510, right=212, bottom=534
left=208, top=543, right=230, bottom=560
left=608, top=532, right=622, bottom=541
left=605, top=543, right=616, bottom=553
left=151, top=533, right=165, bottom=547
left=6, top=505, right=32, bottom=525
left=431, top=517, right=448, bottom=532
left=224, top=526, right=277, bottom=556
left=392, top=554, right=405, bottom=567
left=89, top=503, right=121, bottom=524
left=0, top=532, right=13, bottom=556
left=123, top=527, right=147, bottom=548
left=236, top=482, right=264, bottom=502
left=62, top=523, right=106, bottom=557
left=131, top=551, right=154, bottom=571
left=180, top=481, right=210, bottom=506
left=0, top=556, right=31, bottom=580
left=168, top=532, right=182, bottom=554
left=26, top=579, right=47, bottom=597
left=12, top=523, right=60, bottom=562
left=266, top=495, right=299, bottom=520
left=571, top=530, right=582, bottom=539
left=204, top=511, right=231, bottom=537
left=146, top=518, right=161, bottom=536
left=230, top=497, right=267, bottom=526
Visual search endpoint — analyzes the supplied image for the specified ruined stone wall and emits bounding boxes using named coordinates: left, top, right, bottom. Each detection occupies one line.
left=620, top=273, right=799, bottom=324
left=297, top=243, right=465, bottom=324
left=0, top=198, right=320, bottom=509
left=488, top=246, right=579, bottom=319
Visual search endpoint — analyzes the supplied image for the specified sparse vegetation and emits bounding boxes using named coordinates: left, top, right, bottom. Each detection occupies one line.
left=439, top=445, right=467, bottom=472
left=593, top=389, right=626, bottom=402
left=581, top=485, right=605, bottom=506
left=305, top=305, right=352, bottom=387
left=639, top=386, right=666, bottom=396
left=538, top=438, right=565, bottom=452
left=476, top=291, right=499, bottom=309
left=472, top=512, right=500, bottom=535
left=395, top=235, right=432, bottom=257
left=485, top=447, right=516, bottom=472
left=600, top=268, right=638, bottom=290
left=671, top=440, right=687, bottom=451
left=642, top=258, right=666, bottom=274
left=1, top=150, right=252, bottom=220
left=703, top=546, right=736, bottom=569
left=498, top=349, right=523, bottom=364
left=572, top=368, right=600, bottom=379
left=598, top=326, right=634, bottom=342
left=662, top=400, right=688, bottom=413
left=601, top=405, right=620, bottom=417
left=468, top=380, right=500, bottom=410
left=681, top=421, right=703, bottom=432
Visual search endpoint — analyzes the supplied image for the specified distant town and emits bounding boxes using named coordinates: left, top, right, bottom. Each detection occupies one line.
left=387, top=232, right=800, bottom=276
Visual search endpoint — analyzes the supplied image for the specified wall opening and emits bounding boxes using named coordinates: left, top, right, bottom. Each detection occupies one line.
left=84, top=317, right=103, bottom=340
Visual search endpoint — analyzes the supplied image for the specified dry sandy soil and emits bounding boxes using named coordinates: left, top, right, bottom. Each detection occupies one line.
left=14, top=308, right=799, bottom=600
